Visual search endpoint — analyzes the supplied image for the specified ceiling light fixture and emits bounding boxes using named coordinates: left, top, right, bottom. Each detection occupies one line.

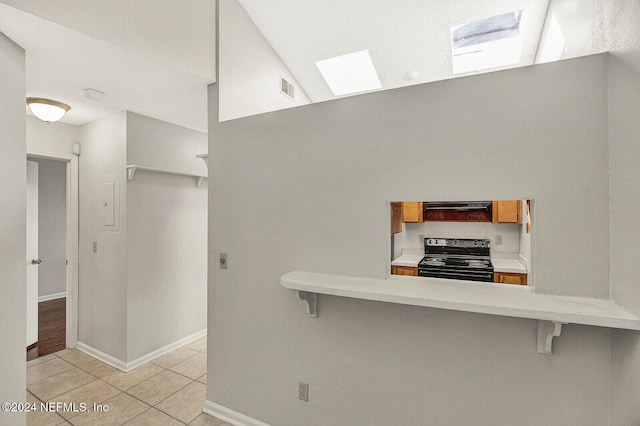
left=26, top=98, right=71, bottom=123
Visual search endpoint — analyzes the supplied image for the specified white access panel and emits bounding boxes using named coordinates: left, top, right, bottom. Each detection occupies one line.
left=100, top=175, right=120, bottom=231
left=103, top=181, right=115, bottom=226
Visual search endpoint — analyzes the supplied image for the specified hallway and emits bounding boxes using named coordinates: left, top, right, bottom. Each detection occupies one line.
left=25, top=336, right=227, bottom=425
left=27, top=298, right=66, bottom=362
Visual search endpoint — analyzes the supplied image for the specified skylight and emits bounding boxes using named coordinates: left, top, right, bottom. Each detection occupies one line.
left=315, top=50, right=382, bottom=96
left=451, top=10, right=524, bottom=74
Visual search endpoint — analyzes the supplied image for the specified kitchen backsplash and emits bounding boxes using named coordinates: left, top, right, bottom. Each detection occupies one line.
left=393, top=221, right=521, bottom=258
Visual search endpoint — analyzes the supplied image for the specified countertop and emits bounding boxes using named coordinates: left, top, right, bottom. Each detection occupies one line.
left=391, top=253, right=527, bottom=274
left=390, top=254, right=424, bottom=267
left=491, top=258, right=527, bottom=273
left=282, top=271, right=640, bottom=331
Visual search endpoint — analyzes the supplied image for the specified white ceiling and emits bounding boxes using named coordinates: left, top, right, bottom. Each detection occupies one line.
left=0, top=1, right=215, bottom=132
left=238, top=0, right=550, bottom=102
left=0, top=0, right=606, bottom=132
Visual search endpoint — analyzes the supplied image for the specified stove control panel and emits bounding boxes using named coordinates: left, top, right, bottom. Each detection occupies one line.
left=425, top=238, right=491, bottom=248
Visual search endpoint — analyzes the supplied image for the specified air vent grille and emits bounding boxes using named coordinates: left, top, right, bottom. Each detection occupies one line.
left=280, top=77, right=295, bottom=100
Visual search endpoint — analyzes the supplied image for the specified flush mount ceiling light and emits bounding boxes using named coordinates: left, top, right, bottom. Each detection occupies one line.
left=26, top=97, right=71, bottom=123
left=315, top=50, right=382, bottom=96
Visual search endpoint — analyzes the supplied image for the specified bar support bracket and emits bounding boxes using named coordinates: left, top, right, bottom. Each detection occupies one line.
left=296, top=291, right=318, bottom=318
left=537, top=320, right=565, bottom=355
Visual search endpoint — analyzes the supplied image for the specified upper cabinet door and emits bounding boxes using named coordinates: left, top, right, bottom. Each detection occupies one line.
left=402, top=202, right=424, bottom=223
left=492, top=200, right=522, bottom=224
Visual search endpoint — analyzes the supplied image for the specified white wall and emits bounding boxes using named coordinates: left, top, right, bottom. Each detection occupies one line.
left=207, top=54, right=612, bottom=425
left=26, top=114, right=79, bottom=156
left=126, top=112, right=207, bottom=176
left=125, top=112, right=207, bottom=362
left=393, top=221, right=521, bottom=258
left=218, top=0, right=311, bottom=121
left=0, top=31, right=26, bottom=426
left=78, top=111, right=208, bottom=365
left=79, top=112, right=128, bottom=361
left=606, top=1, right=640, bottom=424
left=33, top=158, right=67, bottom=297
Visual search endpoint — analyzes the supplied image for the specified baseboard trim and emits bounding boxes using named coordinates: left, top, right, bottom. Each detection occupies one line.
left=76, top=341, right=127, bottom=371
left=125, top=328, right=207, bottom=371
left=77, top=328, right=206, bottom=372
left=203, top=400, right=271, bottom=426
left=39, top=292, right=66, bottom=303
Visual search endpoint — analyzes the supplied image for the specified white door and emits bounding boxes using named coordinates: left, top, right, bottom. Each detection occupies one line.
left=26, top=160, right=39, bottom=347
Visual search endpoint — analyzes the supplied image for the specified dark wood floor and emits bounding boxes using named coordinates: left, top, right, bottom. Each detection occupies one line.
left=26, top=298, right=66, bottom=361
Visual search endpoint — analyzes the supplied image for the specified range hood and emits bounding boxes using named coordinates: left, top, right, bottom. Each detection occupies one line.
left=424, top=201, right=492, bottom=211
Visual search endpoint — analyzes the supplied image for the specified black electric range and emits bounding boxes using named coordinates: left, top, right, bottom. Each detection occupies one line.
left=418, top=238, right=494, bottom=282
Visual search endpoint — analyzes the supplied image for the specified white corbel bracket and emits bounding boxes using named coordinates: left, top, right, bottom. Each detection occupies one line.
left=127, top=167, right=136, bottom=181
left=537, top=320, right=566, bottom=355
left=296, top=291, right=318, bottom=318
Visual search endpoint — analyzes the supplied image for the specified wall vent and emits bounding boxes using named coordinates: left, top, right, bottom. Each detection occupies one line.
left=280, top=76, right=295, bottom=100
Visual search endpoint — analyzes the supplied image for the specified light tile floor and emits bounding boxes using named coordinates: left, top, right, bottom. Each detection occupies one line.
left=25, top=336, right=230, bottom=426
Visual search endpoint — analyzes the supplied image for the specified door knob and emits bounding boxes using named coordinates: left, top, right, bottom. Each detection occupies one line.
left=31, top=259, right=42, bottom=265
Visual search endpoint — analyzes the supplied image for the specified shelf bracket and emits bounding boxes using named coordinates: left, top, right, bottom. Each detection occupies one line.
left=127, top=167, right=136, bottom=181
left=296, top=291, right=318, bottom=318
left=196, top=176, right=205, bottom=187
left=537, top=320, right=565, bottom=355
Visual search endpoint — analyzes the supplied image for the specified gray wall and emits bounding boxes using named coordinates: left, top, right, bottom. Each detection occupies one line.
left=125, top=112, right=207, bottom=362
left=607, top=1, right=640, bottom=424
left=207, top=54, right=613, bottom=425
left=33, top=158, right=67, bottom=298
left=79, top=112, right=128, bottom=361
left=0, top=32, right=26, bottom=426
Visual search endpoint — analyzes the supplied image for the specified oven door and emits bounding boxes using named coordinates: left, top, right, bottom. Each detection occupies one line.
left=418, top=267, right=494, bottom=282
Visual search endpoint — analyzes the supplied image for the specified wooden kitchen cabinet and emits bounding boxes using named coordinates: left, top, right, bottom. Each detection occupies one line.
left=402, top=202, right=424, bottom=223
left=492, top=200, right=522, bottom=224
left=391, top=202, right=403, bottom=234
left=494, top=272, right=527, bottom=285
left=392, top=266, right=419, bottom=276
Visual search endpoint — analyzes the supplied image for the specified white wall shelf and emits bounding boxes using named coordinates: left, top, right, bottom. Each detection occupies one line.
left=281, top=271, right=640, bottom=354
left=126, top=165, right=207, bottom=187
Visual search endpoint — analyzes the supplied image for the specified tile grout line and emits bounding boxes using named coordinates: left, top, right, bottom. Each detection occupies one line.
left=27, top=344, right=209, bottom=425
left=120, top=406, right=189, bottom=425
left=122, top=363, right=203, bottom=424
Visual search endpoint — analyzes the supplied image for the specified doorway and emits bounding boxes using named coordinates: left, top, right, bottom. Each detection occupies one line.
left=26, top=150, right=79, bottom=360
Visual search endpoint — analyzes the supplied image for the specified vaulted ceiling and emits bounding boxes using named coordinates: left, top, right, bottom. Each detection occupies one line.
left=237, top=0, right=550, bottom=102
left=0, top=0, right=607, bottom=132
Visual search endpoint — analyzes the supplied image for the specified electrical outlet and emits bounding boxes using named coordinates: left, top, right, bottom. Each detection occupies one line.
left=298, top=382, right=309, bottom=402
left=419, top=234, right=425, bottom=245
left=495, top=235, right=503, bottom=245
left=93, top=241, right=98, bottom=253
left=219, top=253, right=227, bottom=269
